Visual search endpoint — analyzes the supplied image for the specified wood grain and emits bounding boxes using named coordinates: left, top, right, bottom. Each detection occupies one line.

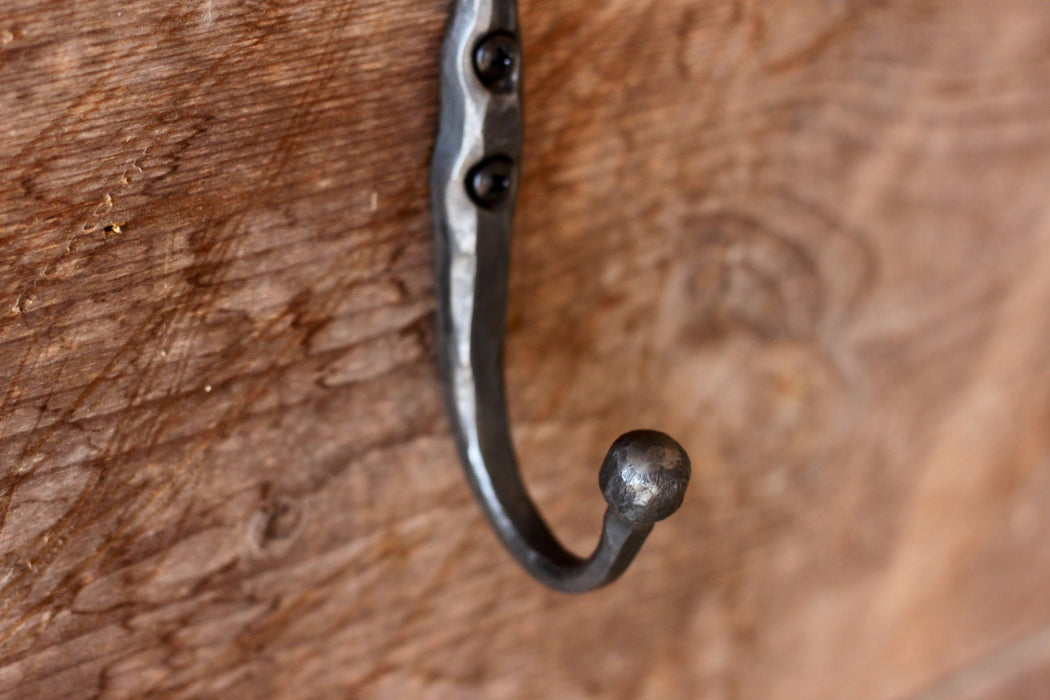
left=2, top=0, right=1050, bottom=697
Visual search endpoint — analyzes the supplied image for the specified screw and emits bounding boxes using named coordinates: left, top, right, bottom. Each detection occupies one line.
left=467, top=156, right=515, bottom=209
left=473, top=32, right=519, bottom=93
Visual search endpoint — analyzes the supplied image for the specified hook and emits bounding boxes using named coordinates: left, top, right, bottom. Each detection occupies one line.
left=430, top=0, right=691, bottom=593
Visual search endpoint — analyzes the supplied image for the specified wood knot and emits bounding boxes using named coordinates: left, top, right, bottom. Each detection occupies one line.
left=254, top=496, right=301, bottom=548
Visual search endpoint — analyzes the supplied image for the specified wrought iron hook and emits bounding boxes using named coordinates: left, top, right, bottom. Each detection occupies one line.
left=430, top=0, right=691, bottom=593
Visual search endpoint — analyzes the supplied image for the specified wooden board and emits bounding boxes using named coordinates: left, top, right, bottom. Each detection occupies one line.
left=2, top=0, right=1050, bottom=697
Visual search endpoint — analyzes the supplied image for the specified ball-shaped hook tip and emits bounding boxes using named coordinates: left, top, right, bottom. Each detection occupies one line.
left=598, top=430, right=691, bottom=525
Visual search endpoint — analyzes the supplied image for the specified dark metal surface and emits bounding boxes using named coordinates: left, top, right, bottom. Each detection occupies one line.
left=430, top=0, right=691, bottom=593
left=472, top=31, right=519, bottom=94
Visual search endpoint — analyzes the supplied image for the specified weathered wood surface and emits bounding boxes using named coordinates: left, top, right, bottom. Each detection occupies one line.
left=2, top=0, right=1050, bottom=697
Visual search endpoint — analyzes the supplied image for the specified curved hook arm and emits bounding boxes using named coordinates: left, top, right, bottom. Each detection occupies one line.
left=430, top=0, right=690, bottom=593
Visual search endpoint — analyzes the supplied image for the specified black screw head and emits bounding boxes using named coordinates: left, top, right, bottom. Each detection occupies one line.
left=467, top=156, right=516, bottom=209
left=473, top=32, right=519, bottom=93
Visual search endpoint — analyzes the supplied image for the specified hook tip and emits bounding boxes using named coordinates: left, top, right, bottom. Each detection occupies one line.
left=599, top=429, right=691, bottom=526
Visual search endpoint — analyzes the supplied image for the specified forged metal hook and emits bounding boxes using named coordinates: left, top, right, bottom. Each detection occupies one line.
left=430, top=0, right=691, bottom=593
